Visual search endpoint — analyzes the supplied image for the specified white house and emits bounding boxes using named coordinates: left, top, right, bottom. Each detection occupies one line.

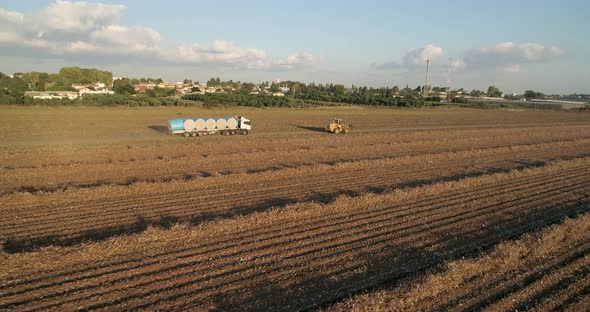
left=25, top=91, right=79, bottom=100
left=79, top=89, right=115, bottom=96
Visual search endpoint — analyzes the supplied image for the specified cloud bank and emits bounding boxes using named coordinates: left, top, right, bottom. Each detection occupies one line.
left=0, top=1, right=315, bottom=70
left=373, top=42, right=563, bottom=74
left=372, top=44, right=443, bottom=70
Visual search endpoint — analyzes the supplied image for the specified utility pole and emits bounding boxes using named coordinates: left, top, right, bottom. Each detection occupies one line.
left=447, top=59, right=452, bottom=102
left=423, top=59, right=430, bottom=97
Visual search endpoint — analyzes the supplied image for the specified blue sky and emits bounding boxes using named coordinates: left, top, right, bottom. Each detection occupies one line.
left=1, top=0, right=588, bottom=93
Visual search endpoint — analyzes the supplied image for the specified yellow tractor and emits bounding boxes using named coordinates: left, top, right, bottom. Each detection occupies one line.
left=327, top=118, right=351, bottom=134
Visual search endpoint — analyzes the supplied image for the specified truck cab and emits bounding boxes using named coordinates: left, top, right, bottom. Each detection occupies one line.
left=238, top=116, right=252, bottom=133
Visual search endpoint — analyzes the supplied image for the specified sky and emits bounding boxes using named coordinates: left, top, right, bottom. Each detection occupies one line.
left=0, top=0, right=588, bottom=93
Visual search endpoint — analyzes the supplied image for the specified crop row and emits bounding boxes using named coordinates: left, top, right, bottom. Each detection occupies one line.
left=0, top=158, right=588, bottom=311
left=326, top=213, right=590, bottom=312
left=2, top=124, right=587, bottom=169
left=1, top=140, right=588, bottom=251
left=1, top=125, right=589, bottom=194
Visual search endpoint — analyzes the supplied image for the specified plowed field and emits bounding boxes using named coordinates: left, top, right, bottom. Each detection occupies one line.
left=326, top=213, right=590, bottom=312
left=0, top=106, right=589, bottom=311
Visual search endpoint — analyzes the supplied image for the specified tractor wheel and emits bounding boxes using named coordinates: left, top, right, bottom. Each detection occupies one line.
left=344, top=128, right=349, bottom=134
left=333, top=128, right=341, bottom=134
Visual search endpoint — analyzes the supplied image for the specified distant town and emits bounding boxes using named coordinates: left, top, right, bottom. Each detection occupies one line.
left=1, top=67, right=589, bottom=109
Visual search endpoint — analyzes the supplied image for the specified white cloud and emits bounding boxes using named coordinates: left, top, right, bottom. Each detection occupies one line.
left=270, top=52, right=315, bottom=70
left=373, top=44, right=444, bottom=70
left=464, top=42, right=563, bottom=70
left=172, top=43, right=314, bottom=70
left=0, top=1, right=314, bottom=71
left=174, top=41, right=266, bottom=67
left=33, top=0, right=125, bottom=34
left=0, top=8, right=24, bottom=44
left=503, top=64, right=521, bottom=73
left=448, top=57, right=466, bottom=72
left=0, top=8, right=23, bottom=26
left=403, top=44, right=443, bottom=66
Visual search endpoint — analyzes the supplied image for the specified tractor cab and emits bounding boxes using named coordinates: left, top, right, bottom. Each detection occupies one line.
left=327, top=118, right=351, bottom=134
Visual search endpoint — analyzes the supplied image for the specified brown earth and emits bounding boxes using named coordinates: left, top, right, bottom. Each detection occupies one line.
left=1, top=106, right=589, bottom=311
left=0, top=159, right=589, bottom=311
left=325, top=213, right=590, bottom=312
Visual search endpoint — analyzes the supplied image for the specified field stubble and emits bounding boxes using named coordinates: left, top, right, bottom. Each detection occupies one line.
left=0, top=158, right=589, bottom=311
left=1, top=106, right=589, bottom=311
left=326, top=213, right=590, bottom=312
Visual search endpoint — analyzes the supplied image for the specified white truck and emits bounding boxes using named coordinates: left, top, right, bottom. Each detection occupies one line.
left=168, top=116, right=251, bottom=137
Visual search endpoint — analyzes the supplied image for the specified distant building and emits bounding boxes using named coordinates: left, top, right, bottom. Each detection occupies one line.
left=79, top=89, right=115, bottom=96
left=72, top=82, right=108, bottom=91
left=178, top=86, right=193, bottom=95
left=205, top=87, right=221, bottom=93
left=25, top=91, right=79, bottom=100
left=157, top=82, right=176, bottom=89
left=135, top=83, right=156, bottom=93
left=272, top=92, right=285, bottom=97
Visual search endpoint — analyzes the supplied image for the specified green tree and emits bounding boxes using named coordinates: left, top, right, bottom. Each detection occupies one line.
left=270, top=82, right=280, bottom=93
left=239, top=83, right=254, bottom=94
left=469, top=89, right=485, bottom=97
left=524, top=90, right=536, bottom=99
left=333, top=84, right=345, bottom=96
left=113, top=79, right=136, bottom=94
left=487, top=86, right=502, bottom=97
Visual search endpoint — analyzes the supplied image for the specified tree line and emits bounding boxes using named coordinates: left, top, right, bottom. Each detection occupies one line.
left=3, top=68, right=585, bottom=108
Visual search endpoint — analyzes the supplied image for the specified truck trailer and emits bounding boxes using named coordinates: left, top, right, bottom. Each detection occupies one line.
left=168, top=116, right=251, bottom=137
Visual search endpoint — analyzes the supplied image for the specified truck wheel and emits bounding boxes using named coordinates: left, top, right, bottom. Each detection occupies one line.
left=224, top=131, right=230, bottom=136
left=183, top=132, right=190, bottom=137
left=196, top=131, right=203, bottom=137
left=230, top=130, right=236, bottom=135
left=190, top=132, right=197, bottom=137
left=244, top=130, right=250, bottom=135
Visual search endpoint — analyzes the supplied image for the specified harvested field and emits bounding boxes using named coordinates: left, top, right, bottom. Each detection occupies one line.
left=1, top=139, right=589, bottom=252
left=2, top=124, right=590, bottom=194
left=0, top=159, right=589, bottom=311
left=1, top=106, right=589, bottom=311
left=326, top=213, right=590, bottom=312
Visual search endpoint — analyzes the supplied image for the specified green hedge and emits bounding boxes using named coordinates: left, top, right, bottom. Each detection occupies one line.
left=5, top=94, right=200, bottom=107
left=184, top=93, right=292, bottom=107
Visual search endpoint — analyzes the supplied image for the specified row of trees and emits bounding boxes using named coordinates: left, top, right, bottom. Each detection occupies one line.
left=0, top=67, right=114, bottom=103
left=18, top=94, right=196, bottom=107
left=184, top=93, right=293, bottom=108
